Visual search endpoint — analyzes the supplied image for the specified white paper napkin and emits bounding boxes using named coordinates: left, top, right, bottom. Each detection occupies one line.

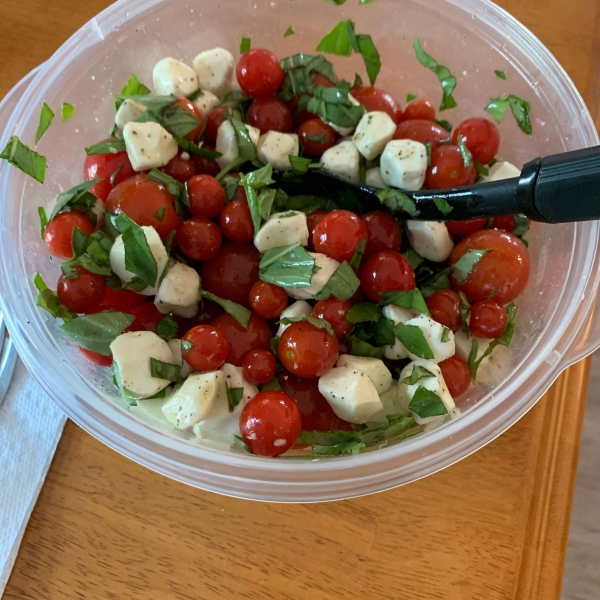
left=0, top=359, right=66, bottom=596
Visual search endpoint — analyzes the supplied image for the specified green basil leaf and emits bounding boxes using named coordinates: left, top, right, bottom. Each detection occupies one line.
left=413, top=37, right=457, bottom=111
left=452, top=249, right=489, bottom=285
left=507, top=94, right=532, bottom=135
left=456, top=134, right=472, bottom=169
left=60, top=311, right=135, bottom=356
left=406, top=93, right=417, bottom=103
left=306, top=82, right=366, bottom=128
left=345, top=302, right=380, bottom=323
left=228, top=112, right=258, bottom=162
left=467, top=338, right=479, bottom=378
left=114, top=94, right=176, bottom=113
left=441, top=326, right=451, bottom=343
left=240, top=37, right=251, bottom=54
left=33, top=272, right=75, bottom=322
left=377, top=188, right=420, bottom=217
left=402, top=365, right=435, bottom=385
left=279, top=53, right=337, bottom=102
left=289, top=155, right=313, bottom=175
left=161, top=104, right=201, bottom=138
left=226, top=385, right=244, bottom=412
left=315, top=261, right=360, bottom=301
left=349, top=336, right=385, bottom=358
left=355, top=33, right=381, bottom=86
left=50, top=179, right=103, bottom=221
left=233, top=435, right=254, bottom=453
left=409, top=387, right=448, bottom=418
left=261, top=376, right=283, bottom=392
left=85, top=138, right=126, bottom=155
left=145, top=388, right=167, bottom=400
left=110, top=165, right=123, bottom=187
left=419, top=267, right=451, bottom=298
left=35, top=102, right=54, bottom=144
left=298, top=429, right=358, bottom=445
left=61, top=103, right=75, bottom=123
left=485, top=96, right=510, bottom=123
left=104, top=211, right=120, bottom=241
left=154, top=206, right=166, bottom=221
left=424, top=141, right=432, bottom=166
left=393, top=323, right=434, bottom=359
left=434, top=119, right=453, bottom=132
left=38, top=207, right=48, bottom=240
left=259, top=243, right=316, bottom=288
left=115, top=74, right=151, bottom=111
left=404, top=248, right=424, bottom=270
left=187, top=89, right=205, bottom=102
left=255, top=188, right=275, bottom=221
left=280, top=314, right=335, bottom=337
left=0, top=136, right=47, bottom=183
left=433, top=196, right=453, bottom=216
left=474, top=161, right=489, bottom=176
left=353, top=314, right=396, bottom=346
left=61, top=230, right=114, bottom=278
left=284, top=25, right=295, bottom=37
left=458, top=291, right=471, bottom=334
left=349, top=238, right=366, bottom=270
left=175, top=138, right=222, bottom=159
left=312, top=442, right=366, bottom=456
left=156, top=314, right=179, bottom=341
left=378, top=289, right=430, bottom=316
left=239, top=163, right=274, bottom=235
left=316, top=20, right=354, bottom=56
left=352, top=73, right=364, bottom=88
left=115, top=213, right=158, bottom=288
left=201, top=290, right=251, bottom=328
left=181, top=340, right=192, bottom=353
left=149, top=357, right=181, bottom=382
left=513, top=213, right=529, bottom=237
left=147, top=168, right=181, bottom=197
left=321, top=0, right=348, bottom=4
left=494, top=69, right=507, bottom=80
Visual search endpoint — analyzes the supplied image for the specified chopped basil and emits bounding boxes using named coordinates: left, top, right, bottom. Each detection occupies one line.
left=321, top=0, right=347, bottom=4
left=156, top=314, right=179, bottom=341
left=284, top=25, right=295, bottom=37
left=61, top=103, right=75, bottom=122
left=485, top=94, right=532, bottom=134
left=452, top=249, right=489, bottom=285
left=60, top=311, right=135, bottom=356
left=349, top=238, right=366, bottom=270
left=485, top=96, right=509, bottom=123
left=110, top=165, right=122, bottom=187
left=513, top=213, right=529, bottom=237
left=61, top=229, right=113, bottom=278
left=226, top=386, right=244, bottom=412
left=307, top=133, right=326, bottom=144
left=352, top=31, right=381, bottom=86
left=154, top=206, right=166, bottom=221
left=50, top=179, right=103, bottom=221
left=441, top=327, right=451, bottom=343
left=425, top=141, right=432, bottom=166
left=349, top=336, right=385, bottom=359
left=187, top=89, right=204, bottom=102
left=353, top=314, right=395, bottom=346
left=35, top=102, right=54, bottom=144
left=147, top=169, right=189, bottom=216
left=115, top=94, right=176, bottom=112
left=353, top=73, right=364, bottom=88
left=260, top=243, right=316, bottom=288
left=33, top=273, right=75, bottom=322
left=221, top=90, right=251, bottom=109
left=377, top=188, right=420, bottom=217
left=315, top=261, right=360, bottom=301
left=433, top=196, right=453, bottom=216
left=456, top=134, right=472, bottom=168
left=149, top=358, right=181, bottom=382
left=280, top=314, right=335, bottom=337
left=38, top=207, right=48, bottom=239
left=313, top=441, right=366, bottom=456
left=115, top=213, right=158, bottom=288
left=494, top=69, right=507, bottom=80
left=289, top=155, right=313, bottom=175
left=239, top=163, right=274, bottom=234
left=406, top=93, right=417, bottom=103
left=181, top=340, right=192, bottom=353
left=419, top=267, right=451, bottom=298
left=378, top=289, right=430, bottom=316
left=240, top=37, right=251, bottom=54
left=409, top=387, right=447, bottom=418
left=233, top=435, right=254, bottom=453
left=434, top=119, right=453, bottom=132
left=279, top=53, right=337, bottom=102
left=161, top=104, right=201, bottom=138
left=257, top=188, right=276, bottom=221
left=404, top=248, right=424, bottom=270
left=474, top=161, right=489, bottom=176
left=402, top=364, right=435, bottom=385
left=261, top=376, right=283, bottom=392
left=345, top=302, right=380, bottom=323
left=201, top=290, right=251, bottom=328
left=458, top=291, right=471, bottom=334
left=176, top=138, right=222, bottom=159
left=316, top=20, right=354, bottom=56
left=307, top=81, right=366, bottom=129
left=229, top=111, right=258, bottom=161
left=0, top=136, right=47, bottom=183
left=393, top=323, right=434, bottom=359
left=85, top=138, right=126, bottom=155
left=221, top=174, right=241, bottom=202
left=413, top=38, right=457, bottom=111
left=115, top=74, right=151, bottom=111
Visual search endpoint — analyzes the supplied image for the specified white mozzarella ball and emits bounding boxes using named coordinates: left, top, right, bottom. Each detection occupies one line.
left=123, top=121, right=178, bottom=171
left=453, top=330, right=511, bottom=387
left=254, top=210, right=309, bottom=253
left=153, top=57, right=199, bottom=98
left=154, top=262, right=201, bottom=318
left=276, top=301, right=311, bottom=337
left=286, top=252, right=340, bottom=300
left=481, top=161, right=520, bottom=182
left=320, top=140, right=360, bottom=182
left=215, top=120, right=261, bottom=168
left=257, top=132, right=299, bottom=169
left=403, top=314, right=455, bottom=363
left=365, top=167, right=386, bottom=188
left=406, top=221, right=454, bottom=262
left=192, top=48, right=235, bottom=99
left=380, top=139, right=428, bottom=191
left=167, top=339, right=192, bottom=379
left=114, top=99, right=146, bottom=130
left=369, top=380, right=413, bottom=424
left=353, top=111, right=396, bottom=160
left=336, top=354, right=392, bottom=394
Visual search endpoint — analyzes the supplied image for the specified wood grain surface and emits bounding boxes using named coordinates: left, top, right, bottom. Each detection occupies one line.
left=1, top=0, right=599, bottom=598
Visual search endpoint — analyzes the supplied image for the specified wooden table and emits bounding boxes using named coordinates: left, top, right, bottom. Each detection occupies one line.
left=1, top=0, right=598, bottom=598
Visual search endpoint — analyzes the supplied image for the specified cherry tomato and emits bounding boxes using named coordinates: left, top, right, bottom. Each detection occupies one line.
left=278, top=321, right=339, bottom=378
left=212, top=312, right=272, bottom=366
left=360, top=250, right=415, bottom=302
left=450, top=229, right=530, bottom=304
left=362, top=211, right=402, bottom=258
left=445, top=218, right=487, bottom=237
left=469, top=299, right=508, bottom=338
left=182, top=325, right=230, bottom=372
left=100, top=287, right=147, bottom=310
left=490, top=215, right=516, bottom=232
left=393, top=120, right=450, bottom=146
left=425, top=145, right=476, bottom=190
left=439, top=355, right=471, bottom=398
left=187, top=174, right=226, bottom=218
left=204, top=106, right=229, bottom=145
left=307, top=209, right=327, bottom=251
left=57, top=266, right=105, bottom=314
left=452, top=117, right=500, bottom=165
left=177, top=217, right=222, bottom=261
left=161, top=154, right=197, bottom=183
left=79, top=346, right=113, bottom=367
left=219, top=198, right=254, bottom=243
left=106, top=174, right=183, bottom=242
left=278, top=372, right=353, bottom=432
left=127, top=302, right=164, bottom=333
left=83, top=142, right=136, bottom=202
left=311, top=298, right=353, bottom=338
left=177, top=300, right=224, bottom=336
left=236, top=48, right=284, bottom=99
left=297, top=119, right=336, bottom=158
left=242, top=349, right=277, bottom=385
left=191, top=144, right=221, bottom=177
left=403, top=98, right=436, bottom=121
left=247, top=97, right=293, bottom=133
left=44, top=212, right=95, bottom=259
left=313, top=210, right=369, bottom=263
left=240, top=391, right=302, bottom=456
left=173, top=98, right=203, bottom=141
left=350, top=86, right=403, bottom=123
left=249, top=281, right=288, bottom=319
left=426, top=290, right=462, bottom=331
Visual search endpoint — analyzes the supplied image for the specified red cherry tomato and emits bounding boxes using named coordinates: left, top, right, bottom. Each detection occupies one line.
left=307, top=209, right=327, bottom=251
left=182, top=325, right=230, bottom=372
left=242, top=349, right=277, bottom=385
left=425, top=145, right=477, bottom=190
left=161, top=154, right=197, bottom=183
left=362, top=211, right=402, bottom=258
left=289, top=74, right=334, bottom=126
left=83, top=142, right=136, bottom=202
left=173, top=98, right=203, bottom=142
left=127, top=302, right=164, bottom=333
left=177, top=217, right=222, bottom=261
left=445, top=218, right=487, bottom=237
left=203, top=106, right=229, bottom=145
left=212, top=312, right=272, bottom=366
left=239, top=391, right=302, bottom=456
left=452, top=117, right=500, bottom=165
left=297, top=119, right=337, bottom=158
left=439, top=355, right=471, bottom=398
left=313, top=210, right=369, bottom=263
left=249, top=280, right=289, bottom=319
left=278, top=372, right=353, bottom=432
left=393, top=120, right=450, bottom=146
left=278, top=321, right=339, bottom=378
left=100, top=287, right=147, bottom=310
left=191, top=144, right=221, bottom=177
left=236, top=48, right=285, bottom=99
left=403, top=98, right=436, bottom=122
left=106, top=174, right=183, bottom=242
left=311, top=298, right=353, bottom=338
left=79, top=346, right=113, bottom=367
left=44, top=212, right=95, bottom=259
left=426, top=290, right=462, bottom=331
left=177, top=300, right=224, bottom=336
left=247, top=97, right=293, bottom=133
left=350, top=86, right=403, bottom=123
left=57, top=266, right=105, bottom=314
left=219, top=198, right=254, bottom=243
left=490, top=215, right=516, bottom=232
left=187, top=174, right=226, bottom=218
left=360, top=251, right=416, bottom=302
left=469, top=299, right=508, bottom=338
left=450, top=229, right=530, bottom=304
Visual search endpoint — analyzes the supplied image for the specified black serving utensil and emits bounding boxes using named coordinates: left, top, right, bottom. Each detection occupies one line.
left=271, top=146, right=600, bottom=223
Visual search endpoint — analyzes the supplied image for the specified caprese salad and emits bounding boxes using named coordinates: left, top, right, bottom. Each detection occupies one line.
left=3, top=20, right=533, bottom=458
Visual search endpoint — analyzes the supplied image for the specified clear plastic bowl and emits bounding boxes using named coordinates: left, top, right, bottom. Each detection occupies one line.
left=1, top=0, right=599, bottom=502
